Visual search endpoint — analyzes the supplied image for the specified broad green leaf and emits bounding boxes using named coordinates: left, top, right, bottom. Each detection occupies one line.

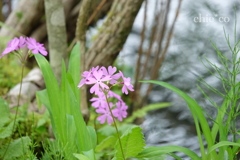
left=125, top=102, right=171, bottom=123
left=227, top=147, right=233, bottom=160
left=95, top=136, right=117, bottom=152
left=36, top=90, right=57, bottom=135
left=34, top=54, right=62, bottom=140
left=138, top=155, right=166, bottom=160
left=0, top=97, right=10, bottom=127
left=114, top=126, right=145, bottom=160
left=98, top=125, right=116, bottom=136
left=68, top=42, right=80, bottom=87
left=73, top=153, right=91, bottom=160
left=62, top=64, right=93, bottom=151
left=35, top=54, right=93, bottom=154
left=87, top=126, right=97, bottom=149
left=141, top=80, right=216, bottom=158
left=0, top=136, right=31, bottom=159
left=82, top=149, right=96, bottom=160
left=65, top=114, right=77, bottom=159
left=0, top=121, right=14, bottom=139
left=208, top=141, right=240, bottom=154
left=135, top=146, right=201, bottom=160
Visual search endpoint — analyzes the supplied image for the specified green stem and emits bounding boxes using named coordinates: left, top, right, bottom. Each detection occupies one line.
left=2, top=54, right=27, bottom=159
left=104, top=93, right=125, bottom=160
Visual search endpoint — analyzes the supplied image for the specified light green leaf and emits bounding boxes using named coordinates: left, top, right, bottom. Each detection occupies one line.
left=0, top=121, right=14, bottom=139
left=82, top=149, right=96, bottom=160
left=208, top=141, right=240, bottom=155
left=135, top=146, right=201, bottom=160
left=141, top=80, right=216, bottom=158
left=87, top=126, right=97, bottom=149
left=0, top=136, right=31, bottom=159
left=95, top=136, right=117, bottom=152
left=73, top=153, right=91, bottom=160
left=125, top=103, right=171, bottom=123
left=114, top=126, right=145, bottom=160
left=68, top=42, right=80, bottom=87
left=0, top=97, right=10, bottom=127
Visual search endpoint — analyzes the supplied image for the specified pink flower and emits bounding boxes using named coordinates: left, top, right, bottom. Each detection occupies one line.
left=112, top=101, right=128, bottom=121
left=16, top=36, right=26, bottom=49
left=26, top=37, right=48, bottom=56
left=107, top=90, right=122, bottom=101
left=82, top=66, right=99, bottom=78
left=119, top=71, right=134, bottom=94
left=90, top=91, right=107, bottom=108
left=100, top=66, right=121, bottom=84
left=78, top=66, right=99, bottom=87
left=1, top=38, right=20, bottom=58
left=86, top=71, right=111, bottom=95
left=96, top=103, right=113, bottom=125
left=77, top=78, right=86, bottom=88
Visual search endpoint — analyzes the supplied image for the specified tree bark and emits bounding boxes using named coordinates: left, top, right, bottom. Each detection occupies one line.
left=76, top=0, right=94, bottom=122
left=0, top=0, right=45, bottom=37
left=86, top=0, right=144, bottom=69
left=44, top=0, right=68, bottom=82
left=75, top=0, right=144, bottom=122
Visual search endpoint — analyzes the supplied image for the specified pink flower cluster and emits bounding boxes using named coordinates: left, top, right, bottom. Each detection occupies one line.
left=0, top=36, right=48, bottom=58
left=78, top=66, right=134, bottom=125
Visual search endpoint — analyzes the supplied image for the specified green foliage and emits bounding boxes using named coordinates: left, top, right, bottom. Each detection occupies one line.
left=142, top=80, right=215, bottom=159
left=41, top=140, right=66, bottom=160
left=35, top=43, right=95, bottom=159
left=0, top=136, right=31, bottom=160
left=0, top=53, right=29, bottom=95
left=95, top=136, right=117, bottom=152
left=125, top=103, right=171, bottom=123
left=0, top=97, right=34, bottom=160
left=136, top=146, right=201, bottom=160
left=114, top=126, right=145, bottom=160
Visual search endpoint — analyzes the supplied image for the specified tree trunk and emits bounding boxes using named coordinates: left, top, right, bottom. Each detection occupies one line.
left=76, top=0, right=144, bottom=122
left=0, top=0, right=45, bottom=38
left=44, top=0, right=68, bottom=82
left=85, top=0, right=144, bottom=69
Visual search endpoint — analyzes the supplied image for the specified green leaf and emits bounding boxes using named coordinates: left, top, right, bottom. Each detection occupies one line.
left=0, top=121, right=14, bottom=139
left=208, top=141, right=240, bottom=155
left=125, top=103, right=171, bottom=123
left=135, top=146, right=201, bottom=160
left=141, top=80, right=216, bottom=158
left=0, top=97, right=10, bottom=127
left=87, top=126, right=97, bottom=149
left=73, top=153, right=91, bottom=160
left=95, top=136, right=117, bottom=152
left=114, top=126, right=145, bottom=160
left=35, top=54, right=90, bottom=153
left=65, top=114, right=77, bottom=159
left=68, top=42, right=80, bottom=87
left=34, top=54, right=62, bottom=139
left=0, top=136, right=31, bottom=159
left=73, top=149, right=96, bottom=160
left=82, top=149, right=96, bottom=160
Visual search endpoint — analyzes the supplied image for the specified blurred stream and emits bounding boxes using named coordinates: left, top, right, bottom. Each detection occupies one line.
left=117, top=0, right=240, bottom=159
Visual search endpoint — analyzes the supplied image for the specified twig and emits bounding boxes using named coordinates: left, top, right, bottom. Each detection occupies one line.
left=87, top=0, right=108, bottom=26
left=134, top=0, right=148, bottom=99
left=68, top=0, right=108, bottom=54
left=75, top=0, right=94, bottom=122
left=146, top=0, right=183, bottom=96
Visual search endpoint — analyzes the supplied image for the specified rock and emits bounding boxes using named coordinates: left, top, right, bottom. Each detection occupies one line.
left=23, top=67, right=44, bottom=87
left=8, top=82, right=39, bottom=108
left=7, top=67, right=44, bottom=108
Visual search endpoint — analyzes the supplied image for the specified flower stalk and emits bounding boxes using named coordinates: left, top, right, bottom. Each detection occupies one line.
left=105, top=93, right=125, bottom=160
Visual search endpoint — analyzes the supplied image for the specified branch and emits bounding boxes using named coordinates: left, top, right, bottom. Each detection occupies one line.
left=86, top=0, right=144, bottom=68
left=44, top=0, right=68, bottom=82
left=75, top=0, right=94, bottom=122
